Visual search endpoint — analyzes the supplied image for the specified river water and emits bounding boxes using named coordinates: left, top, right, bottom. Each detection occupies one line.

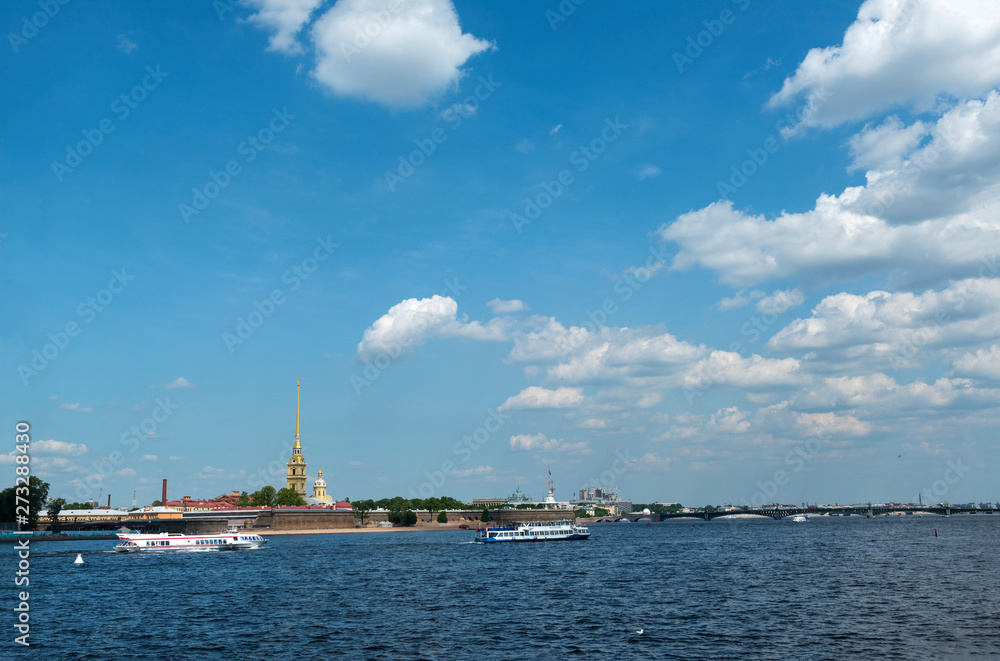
left=9, top=515, right=1000, bottom=659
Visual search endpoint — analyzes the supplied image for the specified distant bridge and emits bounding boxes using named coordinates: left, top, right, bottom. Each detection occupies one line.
left=620, top=505, right=996, bottom=522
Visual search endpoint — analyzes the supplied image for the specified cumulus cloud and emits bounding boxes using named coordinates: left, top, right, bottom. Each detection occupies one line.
left=768, top=279, right=1000, bottom=365
left=452, top=465, right=494, bottom=477
left=953, top=344, right=1000, bottom=379
left=141, top=454, right=158, bottom=462
left=33, top=439, right=88, bottom=456
left=311, top=0, right=493, bottom=107
left=159, top=377, right=194, bottom=390
left=59, top=402, right=92, bottom=413
left=117, top=34, right=137, bottom=54
left=357, top=295, right=507, bottom=360
left=244, top=0, right=324, bottom=54
left=634, top=164, right=661, bottom=181
left=633, top=452, right=671, bottom=472
left=487, top=298, right=528, bottom=313
left=717, top=289, right=764, bottom=311
left=767, top=0, right=1000, bottom=131
left=508, top=433, right=589, bottom=453
left=499, top=386, right=584, bottom=411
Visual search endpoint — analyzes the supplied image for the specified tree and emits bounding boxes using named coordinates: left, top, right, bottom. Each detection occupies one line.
left=480, top=508, right=490, bottom=523
left=237, top=491, right=251, bottom=507
left=151, top=500, right=162, bottom=507
left=403, top=510, right=418, bottom=526
left=48, top=498, right=66, bottom=534
left=64, top=501, right=93, bottom=510
left=437, top=511, right=448, bottom=524
left=276, top=488, right=307, bottom=506
left=251, top=486, right=278, bottom=507
left=574, top=508, right=588, bottom=518
left=594, top=507, right=609, bottom=517
left=0, top=477, right=50, bottom=529
left=353, top=499, right=376, bottom=527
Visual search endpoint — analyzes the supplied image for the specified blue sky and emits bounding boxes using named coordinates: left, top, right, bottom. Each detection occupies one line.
left=4, top=0, right=1000, bottom=508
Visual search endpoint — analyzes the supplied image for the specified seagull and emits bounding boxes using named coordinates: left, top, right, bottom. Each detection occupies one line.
left=635, top=629, right=643, bottom=635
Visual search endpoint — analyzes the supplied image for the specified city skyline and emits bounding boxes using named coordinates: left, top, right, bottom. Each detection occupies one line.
left=5, top=0, right=1000, bottom=507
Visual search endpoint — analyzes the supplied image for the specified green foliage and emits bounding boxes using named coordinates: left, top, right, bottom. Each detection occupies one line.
left=237, top=491, right=251, bottom=507
left=515, top=503, right=544, bottom=509
left=352, top=499, right=376, bottom=526
left=594, top=507, right=609, bottom=517
left=64, top=501, right=94, bottom=510
left=632, top=503, right=684, bottom=515
left=151, top=500, right=162, bottom=507
left=403, top=510, right=418, bottom=526
left=480, top=508, right=490, bottom=523
left=250, top=485, right=278, bottom=507
left=574, top=508, right=588, bottom=518
left=276, top=487, right=307, bottom=506
left=437, top=510, right=448, bottom=523
left=0, top=476, right=49, bottom=529
left=48, top=498, right=66, bottom=533
left=373, top=495, right=469, bottom=512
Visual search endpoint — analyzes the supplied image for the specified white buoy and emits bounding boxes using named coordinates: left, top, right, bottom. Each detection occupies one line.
left=635, top=629, right=643, bottom=635
left=74, top=554, right=84, bottom=565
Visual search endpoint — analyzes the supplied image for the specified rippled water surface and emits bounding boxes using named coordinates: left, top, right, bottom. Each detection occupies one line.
left=11, top=516, right=1000, bottom=659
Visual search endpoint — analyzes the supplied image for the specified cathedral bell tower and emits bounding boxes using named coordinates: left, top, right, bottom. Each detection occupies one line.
left=286, top=379, right=307, bottom=497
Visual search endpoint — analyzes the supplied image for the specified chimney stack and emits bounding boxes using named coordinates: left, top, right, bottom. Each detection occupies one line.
left=162, top=479, right=167, bottom=508
left=107, top=494, right=111, bottom=508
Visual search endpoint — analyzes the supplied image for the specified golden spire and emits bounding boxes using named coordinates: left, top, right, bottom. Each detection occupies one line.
left=295, top=378, right=301, bottom=439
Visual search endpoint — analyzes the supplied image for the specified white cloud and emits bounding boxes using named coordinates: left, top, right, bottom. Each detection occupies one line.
left=141, top=454, right=158, bottom=462
left=716, top=289, right=764, bottom=311
left=508, top=433, right=589, bottom=453
left=195, top=465, right=225, bottom=479
left=357, top=295, right=508, bottom=359
left=245, top=0, right=324, bottom=54
left=634, top=164, right=661, bottom=181
left=847, top=116, right=929, bottom=172
left=515, top=139, right=535, bottom=154
left=59, top=402, right=92, bottom=413
left=685, top=351, right=804, bottom=391
left=452, top=465, right=494, bottom=477
left=768, top=279, right=1000, bottom=362
left=756, top=289, right=804, bottom=314
left=311, top=0, right=493, bottom=107
left=33, top=439, right=88, bottom=456
left=117, top=34, right=137, bottom=54
left=953, top=344, right=1000, bottom=379
left=634, top=452, right=671, bottom=472
left=112, top=468, right=137, bottom=478
left=487, top=298, right=528, bottom=313
left=550, top=124, right=562, bottom=136
left=767, top=0, right=1000, bottom=131
left=500, top=386, right=584, bottom=411
left=160, top=377, right=194, bottom=390
left=794, top=411, right=871, bottom=437
left=579, top=418, right=608, bottom=429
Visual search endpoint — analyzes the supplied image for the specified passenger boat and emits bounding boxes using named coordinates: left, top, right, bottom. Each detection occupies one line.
left=473, top=519, right=590, bottom=543
left=113, top=527, right=267, bottom=553
left=789, top=515, right=808, bottom=523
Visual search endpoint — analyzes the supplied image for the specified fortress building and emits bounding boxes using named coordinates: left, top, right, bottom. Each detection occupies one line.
left=286, top=379, right=307, bottom=497
left=308, top=470, right=333, bottom=505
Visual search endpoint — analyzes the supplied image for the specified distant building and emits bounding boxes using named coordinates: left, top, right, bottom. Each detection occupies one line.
left=472, top=498, right=506, bottom=508
left=286, top=379, right=307, bottom=497
left=306, top=470, right=333, bottom=505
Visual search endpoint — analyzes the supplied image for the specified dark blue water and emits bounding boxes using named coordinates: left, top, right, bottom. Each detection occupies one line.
left=7, top=516, right=1000, bottom=660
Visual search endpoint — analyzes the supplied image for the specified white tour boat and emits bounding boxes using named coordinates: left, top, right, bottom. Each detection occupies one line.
left=113, top=527, right=267, bottom=553
left=473, top=519, right=590, bottom=543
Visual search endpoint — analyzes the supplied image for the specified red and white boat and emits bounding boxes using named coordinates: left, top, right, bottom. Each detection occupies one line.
left=113, top=527, right=267, bottom=553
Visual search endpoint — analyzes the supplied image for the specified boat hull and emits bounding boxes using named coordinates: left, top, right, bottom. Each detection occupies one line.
left=473, top=519, right=590, bottom=543
left=113, top=531, right=267, bottom=553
